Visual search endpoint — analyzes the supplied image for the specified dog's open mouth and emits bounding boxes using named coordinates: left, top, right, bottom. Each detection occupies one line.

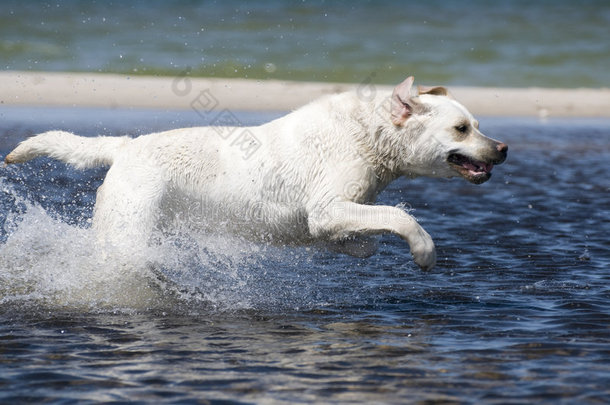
left=447, top=153, right=493, bottom=184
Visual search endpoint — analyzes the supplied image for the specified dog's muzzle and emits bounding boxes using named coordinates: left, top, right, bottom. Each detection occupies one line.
left=448, top=142, right=508, bottom=184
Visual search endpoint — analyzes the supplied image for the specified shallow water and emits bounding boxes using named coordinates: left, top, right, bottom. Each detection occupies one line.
left=2, top=0, right=609, bottom=87
left=0, top=107, right=609, bottom=403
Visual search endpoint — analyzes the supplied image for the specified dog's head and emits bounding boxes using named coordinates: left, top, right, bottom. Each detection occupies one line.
left=389, top=76, right=507, bottom=184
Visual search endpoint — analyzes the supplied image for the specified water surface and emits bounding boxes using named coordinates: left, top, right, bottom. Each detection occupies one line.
left=0, top=107, right=609, bottom=403
left=2, top=0, right=609, bottom=87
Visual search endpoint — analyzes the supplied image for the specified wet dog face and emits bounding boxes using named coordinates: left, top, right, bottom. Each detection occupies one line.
left=444, top=117, right=508, bottom=184
left=390, top=77, right=507, bottom=184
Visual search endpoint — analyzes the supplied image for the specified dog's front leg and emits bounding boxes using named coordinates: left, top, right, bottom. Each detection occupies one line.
left=309, top=202, right=436, bottom=270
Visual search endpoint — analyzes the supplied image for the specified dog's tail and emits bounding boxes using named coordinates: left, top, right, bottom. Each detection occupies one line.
left=4, top=131, right=130, bottom=169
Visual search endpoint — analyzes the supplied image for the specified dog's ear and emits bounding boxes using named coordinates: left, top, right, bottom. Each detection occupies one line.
left=417, top=85, right=453, bottom=99
left=391, top=76, right=416, bottom=126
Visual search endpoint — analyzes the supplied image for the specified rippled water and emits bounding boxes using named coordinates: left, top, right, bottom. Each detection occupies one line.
left=2, top=0, right=609, bottom=87
left=0, top=107, right=609, bottom=403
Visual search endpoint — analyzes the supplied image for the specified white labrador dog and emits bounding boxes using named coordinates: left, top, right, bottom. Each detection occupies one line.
left=5, top=76, right=507, bottom=270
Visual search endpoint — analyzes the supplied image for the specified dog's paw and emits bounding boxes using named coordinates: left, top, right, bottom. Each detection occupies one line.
left=408, top=229, right=436, bottom=271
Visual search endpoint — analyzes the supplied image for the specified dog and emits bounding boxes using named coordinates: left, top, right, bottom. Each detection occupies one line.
left=5, top=76, right=507, bottom=270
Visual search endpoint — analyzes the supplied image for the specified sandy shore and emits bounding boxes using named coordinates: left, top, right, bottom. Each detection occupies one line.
left=1, top=71, right=608, bottom=117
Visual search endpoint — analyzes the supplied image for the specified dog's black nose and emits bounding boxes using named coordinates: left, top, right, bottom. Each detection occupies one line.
left=491, top=142, right=508, bottom=165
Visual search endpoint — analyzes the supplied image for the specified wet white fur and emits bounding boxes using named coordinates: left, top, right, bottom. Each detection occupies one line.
left=5, top=81, right=501, bottom=270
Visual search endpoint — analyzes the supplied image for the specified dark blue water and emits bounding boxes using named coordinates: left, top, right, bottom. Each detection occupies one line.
left=0, top=107, right=609, bottom=403
left=2, top=0, right=609, bottom=87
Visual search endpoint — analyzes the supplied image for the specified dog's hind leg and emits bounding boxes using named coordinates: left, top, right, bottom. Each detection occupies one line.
left=92, top=162, right=166, bottom=259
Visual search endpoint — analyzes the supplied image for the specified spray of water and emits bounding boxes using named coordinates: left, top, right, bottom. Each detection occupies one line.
left=0, top=180, right=327, bottom=314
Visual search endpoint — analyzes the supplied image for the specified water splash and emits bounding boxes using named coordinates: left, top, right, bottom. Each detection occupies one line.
left=0, top=180, right=326, bottom=314
left=0, top=200, right=156, bottom=310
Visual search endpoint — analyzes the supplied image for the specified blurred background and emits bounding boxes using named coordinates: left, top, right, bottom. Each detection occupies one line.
left=1, top=0, right=608, bottom=87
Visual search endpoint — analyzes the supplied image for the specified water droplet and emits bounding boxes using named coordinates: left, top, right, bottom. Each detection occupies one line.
left=578, top=249, right=590, bottom=261
left=264, top=63, right=277, bottom=73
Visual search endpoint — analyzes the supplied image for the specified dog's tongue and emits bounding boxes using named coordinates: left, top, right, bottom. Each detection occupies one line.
left=463, top=160, right=493, bottom=174
left=462, top=161, right=478, bottom=171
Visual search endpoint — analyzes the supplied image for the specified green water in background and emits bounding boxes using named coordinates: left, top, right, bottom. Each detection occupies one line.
left=1, top=0, right=608, bottom=87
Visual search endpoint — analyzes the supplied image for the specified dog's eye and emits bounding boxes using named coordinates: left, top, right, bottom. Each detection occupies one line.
left=455, top=124, right=468, bottom=133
